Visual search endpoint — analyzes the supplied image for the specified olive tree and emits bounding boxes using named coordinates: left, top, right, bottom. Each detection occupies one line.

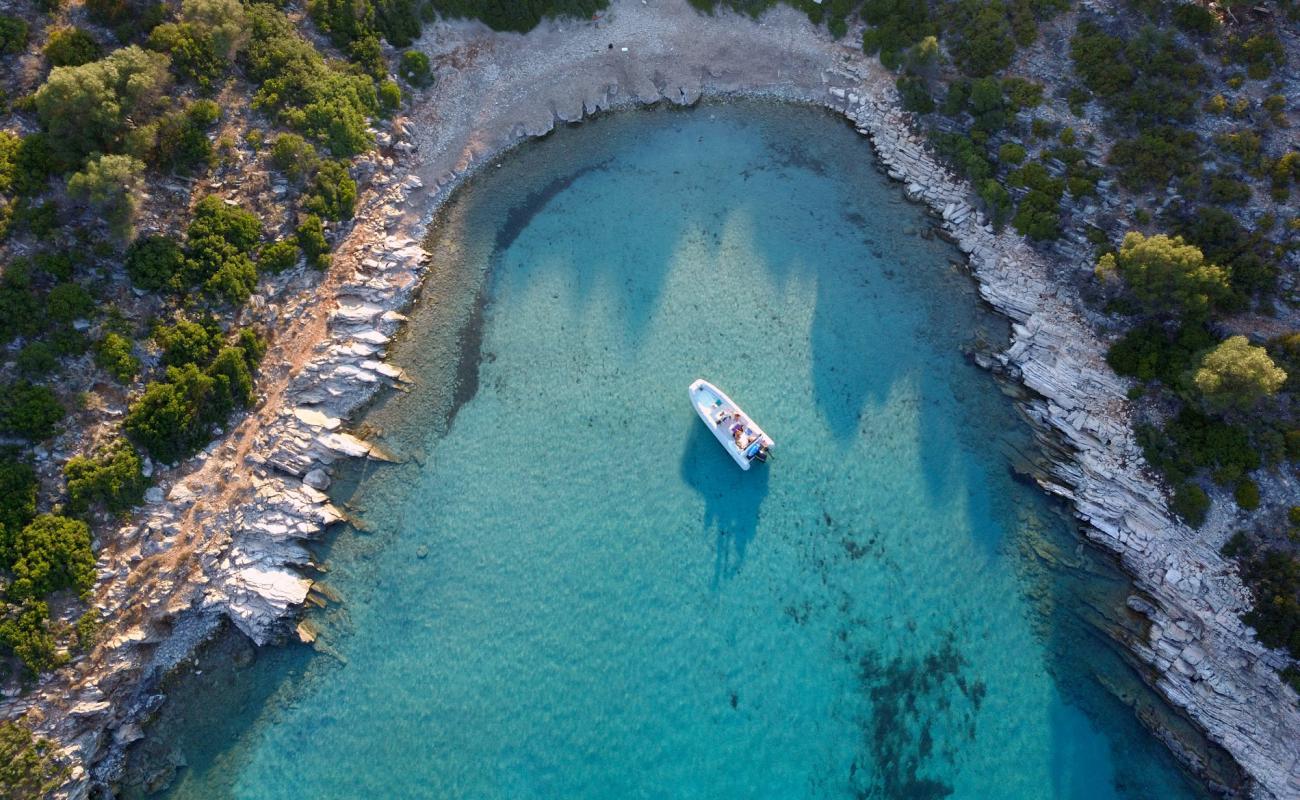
left=34, top=46, right=172, bottom=161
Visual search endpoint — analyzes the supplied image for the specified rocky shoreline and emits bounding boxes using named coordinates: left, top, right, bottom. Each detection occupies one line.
left=7, top=1, right=1297, bottom=796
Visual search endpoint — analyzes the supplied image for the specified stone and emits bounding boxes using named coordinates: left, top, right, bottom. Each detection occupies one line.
left=303, top=469, right=331, bottom=491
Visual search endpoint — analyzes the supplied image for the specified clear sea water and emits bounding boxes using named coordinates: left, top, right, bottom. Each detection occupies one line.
left=147, top=102, right=1213, bottom=799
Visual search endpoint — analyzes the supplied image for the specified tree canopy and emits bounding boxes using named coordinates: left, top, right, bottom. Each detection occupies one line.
left=34, top=46, right=173, bottom=162
left=1193, top=336, right=1287, bottom=412
left=1095, top=232, right=1231, bottom=319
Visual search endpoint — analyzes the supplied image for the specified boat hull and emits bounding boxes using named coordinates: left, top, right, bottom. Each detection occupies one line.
left=689, top=379, right=774, bottom=470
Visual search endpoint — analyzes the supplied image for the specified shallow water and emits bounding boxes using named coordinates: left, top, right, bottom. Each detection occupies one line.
left=152, top=103, right=1210, bottom=799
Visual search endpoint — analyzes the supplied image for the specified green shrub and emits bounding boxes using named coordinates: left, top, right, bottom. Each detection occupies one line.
left=125, top=235, right=186, bottom=291
left=1172, top=206, right=1277, bottom=304
left=304, top=160, right=357, bottom=220
left=15, top=201, right=59, bottom=239
left=1221, top=530, right=1251, bottom=559
left=0, top=602, right=64, bottom=676
left=16, top=342, right=58, bottom=379
left=75, top=609, right=100, bottom=649
left=43, top=27, right=101, bottom=67
left=1171, top=3, right=1216, bottom=34
left=46, top=282, right=93, bottom=323
left=143, top=100, right=220, bottom=173
left=126, top=328, right=262, bottom=462
left=1106, top=321, right=1214, bottom=385
left=148, top=22, right=224, bottom=89
left=1011, top=188, right=1061, bottom=240
left=945, top=0, right=1017, bottom=77
left=11, top=134, right=61, bottom=197
left=0, top=15, right=29, bottom=55
left=0, top=456, right=38, bottom=539
left=269, top=133, right=319, bottom=184
left=48, top=327, right=88, bottom=358
left=187, top=195, right=260, bottom=252
left=977, top=179, right=1012, bottom=227
left=1107, top=127, right=1199, bottom=191
left=0, top=720, right=68, bottom=794
left=1287, top=431, right=1300, bottom=462
left=1167, top=407, right=1260, bottom=485
left=154, top=317, right=218, bottom=367
left=998, top=142, right=1026, bottom=165
left=258, top=240, right=299, bottom=273
left=1234, top=478, right=1260, bottom=511
left=1171, top=481, right=1210, bottom=527
left=1215, top=130, right=1261, bottom=165
left=1290, top=507, right=1300, bottom=528
left=378, top=79, right=402, bottom=114
left=374, top=0, right=422, bottom=45
left=203, top=251, right=258, bottom=305
left=930, top=131, right=993, bottom=182
left=1241, top=550, right=1300, bottom=657
left=399, top=50, right=432, bottom=87
left=297, top=214, right=331, bottom=269
left=66, top=154, right=146, bottom=238
left=184, top=196, right=262, bottom=303
left=895, top=75, right=933, bottom=113
left=0, top=269, right=43, bottom=347
left=84, top=0, right=167, bottom=37
left=309, top=0, right=375, bottom=51
left=1263, top=94, right=1286, bottom=123
left=0, top=132, right=19, bottom=197
left=33, top=251, right=73, bottom=280
left=6, top=514, right=95, bottom=600
left=236, top=326, right=266, bottom=364
left=0, top=383, right=64, bottom=441
left=206, top=345, right=256, bottom=415
left=125, top=363, right=218, bottom=463
left=95, top=332, right=138, bottom=382
left=1000, top=77, right=1043, bottom=111
left=64, top=440, right=148, bottom=514
left=1207, top=176, right=1251, bottom=205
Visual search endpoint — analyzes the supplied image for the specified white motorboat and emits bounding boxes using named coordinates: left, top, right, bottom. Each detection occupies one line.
left=689, top=379, right=774, bottom=470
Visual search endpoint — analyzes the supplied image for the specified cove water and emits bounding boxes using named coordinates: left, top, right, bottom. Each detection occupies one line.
left=149, top=103, right=1211, bottom=799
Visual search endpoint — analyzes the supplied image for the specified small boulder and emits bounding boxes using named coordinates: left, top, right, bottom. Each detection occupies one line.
left=303, top=469, right=331, bottom=491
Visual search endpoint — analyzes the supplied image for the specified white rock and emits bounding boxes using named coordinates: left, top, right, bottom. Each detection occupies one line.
left=303, top=469, right=331, bottom=491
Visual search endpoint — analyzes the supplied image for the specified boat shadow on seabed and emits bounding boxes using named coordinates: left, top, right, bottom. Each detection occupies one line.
left=679, top=419, right=771, bottom=588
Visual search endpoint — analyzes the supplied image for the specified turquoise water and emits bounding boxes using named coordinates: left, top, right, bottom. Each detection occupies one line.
left=151, top=103, right=1212, bottom=799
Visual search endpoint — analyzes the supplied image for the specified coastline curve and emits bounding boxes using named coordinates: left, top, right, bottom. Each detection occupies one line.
left=4, top=1, right=1297, bottom=797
